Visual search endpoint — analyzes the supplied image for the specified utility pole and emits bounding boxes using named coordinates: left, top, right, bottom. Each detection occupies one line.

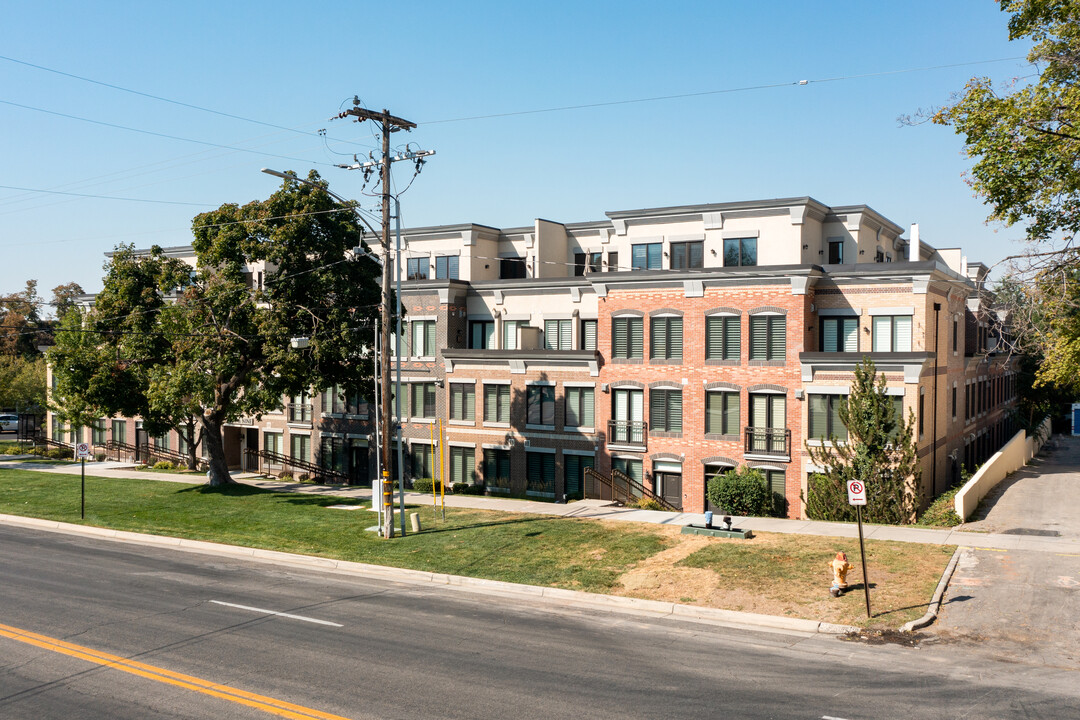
left=334, top=100, right=433, bottom=539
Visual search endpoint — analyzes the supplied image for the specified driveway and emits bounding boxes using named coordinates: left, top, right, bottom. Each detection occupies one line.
left=935, top=435, right=1080, bottom=669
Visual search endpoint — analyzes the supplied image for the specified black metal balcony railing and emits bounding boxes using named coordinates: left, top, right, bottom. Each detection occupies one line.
left=608, top=420, right=647, bottom=448
left=744, top=427, right=791, bottom=456
left=287, top=403, right=313, bottom=423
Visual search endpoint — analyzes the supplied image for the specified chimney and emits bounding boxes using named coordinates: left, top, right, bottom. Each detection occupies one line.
left=908, top=223, right=920, bottom=262
left=961, top=255, right=968, bottom=277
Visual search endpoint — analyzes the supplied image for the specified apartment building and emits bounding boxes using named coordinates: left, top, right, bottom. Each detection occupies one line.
left=49, top=196, right=1017, bottom=518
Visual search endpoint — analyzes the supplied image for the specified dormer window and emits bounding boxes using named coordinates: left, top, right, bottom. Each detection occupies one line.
left=827, top=239, right=844, bottom=264
left=500, top=257, right=527, bottom=279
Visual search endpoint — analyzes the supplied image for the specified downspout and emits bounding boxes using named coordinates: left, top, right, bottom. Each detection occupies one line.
left=932, top=302, right=941, bottom=497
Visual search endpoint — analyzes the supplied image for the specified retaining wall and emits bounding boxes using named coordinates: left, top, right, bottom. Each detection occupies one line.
left=954, top=418, right=1052, bottom=520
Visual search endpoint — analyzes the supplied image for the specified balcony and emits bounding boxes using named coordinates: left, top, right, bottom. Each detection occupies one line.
left=608, top=420, right=647, bottom=450
left=744, top=427, right=791, bottom=459
left=287, top=403, right=313, bottom=424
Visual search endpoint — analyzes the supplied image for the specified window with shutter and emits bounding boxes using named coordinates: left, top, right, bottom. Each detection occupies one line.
left=612, top=457, right=643, bottom=483
left=526, top=452, right=555, bottom=496
left=435, top=255, right=458, bottom=280
left=450, top=447, right=475, bottom=485
left=581, top=388, right=594, bottom=427
left=649, top=389, right=682, bottom=433
left=450, top=384, right=475, bottom=421
left=527, top=385, right=554, bottom=426
left=872, top=315, right=913, bottom=352
left=581, top=319, right=597, bottom=351
left=484, top=385, right=510, bottom=423
left=483, top=448, right=511, bottom=490
left=629, top=318, right=643, bottom=358
left=566, top=387, right=595, bottom=428
left=563, top=454, right=593, bottom=499
left=705, top=391, right=739, bottom=435
left=612, top=317, right=643, bottom=358
left=650, top=317, right=682, bottom=360
left=631, top=243, right=661, bottom=270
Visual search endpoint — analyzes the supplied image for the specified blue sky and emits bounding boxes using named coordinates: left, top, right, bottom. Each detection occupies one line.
left=0, top=1, right=1032, bottom=308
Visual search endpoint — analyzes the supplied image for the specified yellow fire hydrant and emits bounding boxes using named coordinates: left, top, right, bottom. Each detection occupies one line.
left=829, top=551, right=853, bottom=597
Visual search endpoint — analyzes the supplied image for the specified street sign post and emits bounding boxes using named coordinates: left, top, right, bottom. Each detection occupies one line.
left=76, top=443, right=90, bottom=520
left=847, top=479, right=872, bottom=618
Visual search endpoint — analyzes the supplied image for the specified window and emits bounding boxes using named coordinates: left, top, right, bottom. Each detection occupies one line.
left=264, top=432, right=283, bottom=456
left=611, top=388, right=644, bottom=444
left=411, top=383, right=436, bottom=419
left=749, top=393, right=786, bottom=430
left=723, top=237, right=757, bottom=267
left=919, top=392, right=925, bottom=436
left=827, top=239, right=844, bottom=264
left=573, top=252, right=602, bottom=275
left=705, top=391, right=739, bottom=435
left=289, top=392, right=312, bottom=423
left=765, top=470, right=787, bottom=516
left=503, top=320, right=522, bottom=350
left=470, top=320, right=494, bottom=349
left=631, top=243, right=662, bottom=270
left=290, top=434, right=310, bottom=463
left=611, top=457, right=643, bottom=484
left=483, top=448, right=511, bottom=491
left=321, top=436, right=348, bottom=475
left=650, top=316, right=683, bottom=361
left=580, top=319, right=597, bottom=351
left=565, top=387, right=595, bottom=428
left=820, top=317, right=858, bottom=352
left=406, top=257, right=429, bottom=281
left=670, top=241, right=703, bottom=270
left=808, top=394, right=847, bottom=441
left=435, top=255, right=459, bottom=280
left=649, top=388, right=682, bottom=433
left=607, top=251, right=618, bottom=272
left=952, top=386, right=957, bottom=419
left=526, top=385, right=555, bottom=426
left=612, top=317, right=644, bottom=359
left=706, top=316, right=740, bottom=361
left=322, top=384, right=364, bottom=415
left=449, top=446, right=476, bottom=485
left=875, top=249, right=885, bottom=262
left=449, top=383, right=475, bottom=421
left=411, top=320, right=436, bottom=357
left=111, top=419, right=126, bottom=444
left=526, top=452, right=556, bottom=496
left=952, top=319, right=958, bottom=353
left=153, top=433, right=169, bottom=451
left=872, top=315, right=912, bottom=352
left=749, top=315, right=786, bottom=361
left=500, top=257, right=527, bottom=279
left=411, top=444, right=433, bottom=480
left=484, top=384, right=510, bottom=424
left=545, top=319, right=572, bottom=350
left=563, top=454, right=594, bottom=500
left=178, top=431, right=191, bottom=458
left=91, top=419, right=107, bottom=445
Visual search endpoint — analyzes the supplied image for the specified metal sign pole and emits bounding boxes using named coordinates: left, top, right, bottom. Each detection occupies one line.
left=81, top=457, right=86, bottom=520
left=856, top=504, right=871, bottom=618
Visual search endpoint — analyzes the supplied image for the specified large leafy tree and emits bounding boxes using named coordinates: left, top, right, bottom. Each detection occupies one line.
left=50, top=172, right=381, bottom=484
left=0, top=280, right=47, bottom=357
left=935, top=1, right=1080, bottom=390
left=804, top=360, right=921, bottom=524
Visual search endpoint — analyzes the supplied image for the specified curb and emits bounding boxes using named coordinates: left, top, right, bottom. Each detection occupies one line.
left=899, top=546, right=962, bottom=632
left=0, top=513, right=858, bottom=636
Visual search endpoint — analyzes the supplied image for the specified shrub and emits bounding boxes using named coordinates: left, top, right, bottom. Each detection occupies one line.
left=297, top=473, right=311, bottom=482
left=278, top=471, right=294, bottom=481
left=803, top=472, right=857, bottom=522
left=412, top=478, right=434, bottom=493
left=706, top=466, right=773, bottom=517
left=94, top=453, right=106, bottom=462
left=917, top=486, right=963, bottom=527
left=153, top=460, right=176, bottom=470
left=635, top=497, right=667, bottom=511
left=46, top=449, right=63, bottom=459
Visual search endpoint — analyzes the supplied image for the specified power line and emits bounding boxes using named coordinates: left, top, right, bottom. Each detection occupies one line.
left=0, top=53, right=375, bottom=149
left=0, top=184, right=212, bottom=207
left=420, top=56, right=1029, bottom=124
left=0, top=98, right=336, bottom=167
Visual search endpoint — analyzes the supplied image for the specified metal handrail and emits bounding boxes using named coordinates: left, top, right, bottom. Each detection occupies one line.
left=744, top=427, right=791, bottom=456
left=106, top=439, right=207, bottom=469
left=244, top=448, right=349, bottom=484
left=583, top=466, right=677, bottom=511
left=607, top=419, right=647, bottom=448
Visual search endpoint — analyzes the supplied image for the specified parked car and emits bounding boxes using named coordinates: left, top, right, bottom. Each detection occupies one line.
left=0, top=414, right=17, bottom=432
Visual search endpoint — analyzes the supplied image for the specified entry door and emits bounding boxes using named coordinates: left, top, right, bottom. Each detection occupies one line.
left=612, top=389, right=643, bottom=444
left=656, top=472, right=682, bottom=510
left=245, top=428, right=259, bottom=470
left=350, top=445, right=369, bottom=485
left=134, top=428, right=149, bottom=464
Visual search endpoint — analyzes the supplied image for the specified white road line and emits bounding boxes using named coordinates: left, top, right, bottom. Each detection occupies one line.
left=822, top=716, right=850, bottom=720
left=210, top=600, right=343, bottom=627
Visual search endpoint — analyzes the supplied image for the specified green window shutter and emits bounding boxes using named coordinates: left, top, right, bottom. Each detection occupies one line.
left=873, top=316, right=891, bottom=351
left=770, top=395, right=786, bottom=429
left=705, top=392, right=719, bottom=433
left=426, top=321, right=436, bottom=356
left=706, top=317, right=722, bottom=359
left=450, top=448, right=463, bottom=484
left=565, top=455, right=580, bottom=494
left=483, top=449, right=494, bottom=480
left=545, top=320, right=557, bottom=349
left=750, top=394, right=767, bottom=429
left=670, top=318, right=682, bottom=359
left=842, top=318, right=858, bottom=352
left=894, top=316, right=912, bottom=351
left=823, top=318, right=838, bottom=352
left=543, top=386, right=555, bottom=424
left=485, top=386, right=497, bottom=422
left=724, top=392, right=739, bottom=434
left=630, top=318, right=643, bottom=358
left=527, top=452, right=542, bottom=483
left=465, top=386, right=475, bottom=420
left=613, top=319, right=627, bottom=357
left=582, top=320, right=597, bottom=351
left=809, top=395, right=827, bottom=438
left=581, top=388, right=594, bottom=427
left=668, top=390, right=682, bottom=433
left=499, top=385, right=510, bottom=423
left=566, top=387, right=580, bottom=427
left=769, top=317, right=786, bottom=360
left=724, top=317, right=740, bottom=360
left=650, top=390, right=666, bottom=430
left=750, top=316, right=767, bottom=360
left=650, top=318, right=667, bottom=359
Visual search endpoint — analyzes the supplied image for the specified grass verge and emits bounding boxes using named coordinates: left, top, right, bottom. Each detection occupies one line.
left=0, top=467, right=952, bottom=627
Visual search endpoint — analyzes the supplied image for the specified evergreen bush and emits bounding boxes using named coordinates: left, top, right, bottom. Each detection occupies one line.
left=706, top=466, right=772, bottom=517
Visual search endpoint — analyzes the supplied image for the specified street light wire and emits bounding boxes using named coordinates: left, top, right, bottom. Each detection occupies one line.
left=420, top=56, right=1029, bottom=124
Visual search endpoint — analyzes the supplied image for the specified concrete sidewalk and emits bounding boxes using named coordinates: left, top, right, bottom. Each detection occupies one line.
left=4, top=456, right=1079, bottom=554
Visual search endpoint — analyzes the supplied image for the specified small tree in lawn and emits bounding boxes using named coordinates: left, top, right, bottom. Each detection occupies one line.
left=804, top=359, right=920, bottom=524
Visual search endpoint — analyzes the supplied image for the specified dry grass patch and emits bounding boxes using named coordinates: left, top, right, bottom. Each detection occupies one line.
left=614, top=526, right=954, bottom=629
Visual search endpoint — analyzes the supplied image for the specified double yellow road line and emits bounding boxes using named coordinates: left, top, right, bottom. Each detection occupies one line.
left=0, top=622, right=351, bottom=720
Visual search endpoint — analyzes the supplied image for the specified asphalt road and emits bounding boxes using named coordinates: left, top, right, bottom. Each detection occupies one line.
left=1, top=526, right=1077, bottom=720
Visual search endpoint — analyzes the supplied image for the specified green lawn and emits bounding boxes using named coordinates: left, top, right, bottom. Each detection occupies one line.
left=0, top=467, right=954, bottom=627
left=0, top=468, right=666, bottom=593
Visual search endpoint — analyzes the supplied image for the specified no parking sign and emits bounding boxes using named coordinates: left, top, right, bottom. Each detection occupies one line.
left=846, top=480, right=866, bottom=506
left=76, top=443, right=91, bottom=460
